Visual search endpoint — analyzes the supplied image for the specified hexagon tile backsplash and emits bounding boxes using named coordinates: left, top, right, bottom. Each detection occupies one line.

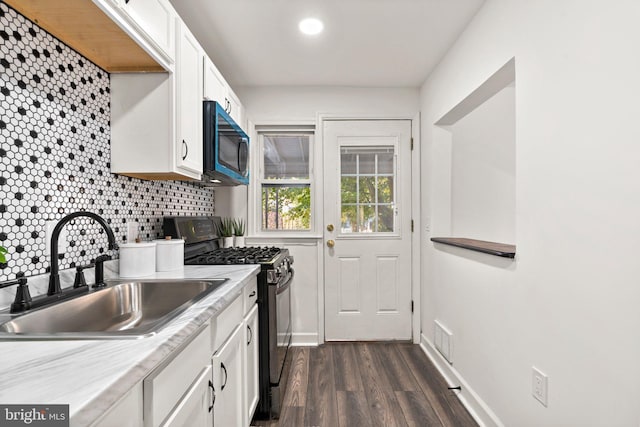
left=0, top=3, right=215, bottom=281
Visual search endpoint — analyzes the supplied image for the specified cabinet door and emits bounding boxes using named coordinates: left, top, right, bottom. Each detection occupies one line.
left=212, top=325, right=244, bottom=427
left=227, top=87, right=244, bottom=129
left=162, top=365, right=213, bottom=427
left=203, top=56, right=227, bottom=104
left=120, top=0, right=176, bottom=61
left=244, top=304, right=259, bottom=425
left=175, top=20, right=203, bottom=175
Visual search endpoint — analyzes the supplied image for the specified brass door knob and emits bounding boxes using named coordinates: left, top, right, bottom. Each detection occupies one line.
left=326, top=239, right=335, bottom=248
left=326, top=224, right=334, bottom=232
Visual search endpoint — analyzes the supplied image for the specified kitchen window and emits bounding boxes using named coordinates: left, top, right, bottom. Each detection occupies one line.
left=257, top=129, right=314, bottom=231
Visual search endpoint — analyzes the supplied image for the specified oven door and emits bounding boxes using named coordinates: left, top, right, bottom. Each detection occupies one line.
left=268, top=268, right=294, bottom=416
left=270, top=269, right=294, bottom=384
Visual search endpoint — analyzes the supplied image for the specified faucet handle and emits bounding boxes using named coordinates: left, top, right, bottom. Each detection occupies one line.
left=73, top=263, right=94, bottom=288
left=8, top=276, right=32, bottom=313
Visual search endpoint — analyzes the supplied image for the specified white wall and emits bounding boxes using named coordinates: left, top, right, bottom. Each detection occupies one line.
left=238, top=86, right=420, bottom=343
left=421, top=1, right=640, bottom=426
left=236, top=86, right=420, bottom=122
left=450, top=86, right=515, bottom=242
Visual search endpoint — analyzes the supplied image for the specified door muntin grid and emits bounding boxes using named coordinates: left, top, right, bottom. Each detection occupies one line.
left=339, top=146, right=397, bottom=235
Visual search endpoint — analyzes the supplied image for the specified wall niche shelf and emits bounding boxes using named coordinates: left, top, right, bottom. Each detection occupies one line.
left=431, top=237, right=516, bottom=258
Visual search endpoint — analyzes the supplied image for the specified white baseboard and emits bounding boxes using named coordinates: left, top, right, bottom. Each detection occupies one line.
left=291, top=332, right=319, bottom=346
left=420, top=333, right=503, bottom=427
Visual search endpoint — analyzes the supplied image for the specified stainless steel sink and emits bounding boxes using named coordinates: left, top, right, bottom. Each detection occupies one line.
left=0, top=278, right=228, bottom=340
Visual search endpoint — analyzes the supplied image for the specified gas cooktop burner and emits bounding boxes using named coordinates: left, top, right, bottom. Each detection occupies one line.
left=186, top=246, right=282, bottom=265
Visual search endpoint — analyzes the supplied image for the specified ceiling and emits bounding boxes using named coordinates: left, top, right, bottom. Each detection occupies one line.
left=170, top=0, right=485, bottom=88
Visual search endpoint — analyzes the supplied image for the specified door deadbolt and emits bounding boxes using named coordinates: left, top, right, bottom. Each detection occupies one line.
left=326, top=224, right=334, bottom=232
left=327, top=240, right=335, bottom=248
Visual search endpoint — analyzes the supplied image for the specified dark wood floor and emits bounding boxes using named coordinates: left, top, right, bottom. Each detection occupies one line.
left=253, top=342, right=478, bottom=427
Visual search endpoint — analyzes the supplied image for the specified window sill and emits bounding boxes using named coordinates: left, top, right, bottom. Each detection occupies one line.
left=431, top=237, right=516, bottom=258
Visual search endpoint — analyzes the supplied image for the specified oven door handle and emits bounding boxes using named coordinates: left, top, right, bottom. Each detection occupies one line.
left=276, top=268, right=295, bottom=295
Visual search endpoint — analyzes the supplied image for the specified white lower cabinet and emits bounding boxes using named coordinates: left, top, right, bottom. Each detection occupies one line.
left=212, top=324, right=244, bottom=427
left=243, top=304, right=260, bottom=426
left=162, top=365, right=213, bottom=427
left=91, top=383, right=143, bottom=427
left=144, top=323, right=211, bottom=427
left=93, top=278, right=260, bottom=427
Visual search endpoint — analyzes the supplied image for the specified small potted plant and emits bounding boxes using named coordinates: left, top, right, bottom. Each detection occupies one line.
left=217, top=218, right=235, bottom=248
left=0, top=244, right=7, bottom=265
left=233, top=218, right=246, bottom=248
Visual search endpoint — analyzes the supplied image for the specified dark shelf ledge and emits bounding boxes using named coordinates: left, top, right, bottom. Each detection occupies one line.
left=431, top=237, right=516, bottom=258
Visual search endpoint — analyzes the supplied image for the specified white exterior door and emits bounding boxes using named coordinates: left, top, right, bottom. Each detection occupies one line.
left=323, top=120, right=413, bottom=341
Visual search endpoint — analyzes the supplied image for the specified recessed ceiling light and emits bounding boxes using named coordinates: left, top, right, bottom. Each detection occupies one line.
left=299, top=18, right=324, bottom=36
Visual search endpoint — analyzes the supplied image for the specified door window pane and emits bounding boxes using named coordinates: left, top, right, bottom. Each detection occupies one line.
left=341, top=177, right=357, bottom=203
left=339, top=146, right=396, bottom=233
left=377, top=176, right=394, bottom=203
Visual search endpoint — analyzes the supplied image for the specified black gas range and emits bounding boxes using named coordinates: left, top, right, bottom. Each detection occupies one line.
left=185, top=246, right=284, bottom=266
left=163, top=216, right=293, bottom=420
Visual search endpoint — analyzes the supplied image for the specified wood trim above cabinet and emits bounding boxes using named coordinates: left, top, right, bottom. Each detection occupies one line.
left=4, top=0, right=164, bottom=72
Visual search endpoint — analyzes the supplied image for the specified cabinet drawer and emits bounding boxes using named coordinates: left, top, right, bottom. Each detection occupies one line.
left=243, top=277, right=258, bottom=315
left=211, top=294, right=242, bottom=352
left=144, top=323, right=211, bottom=427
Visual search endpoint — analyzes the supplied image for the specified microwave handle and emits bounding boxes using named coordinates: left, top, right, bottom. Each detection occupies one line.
left=238, top=138, right=249, bottom=176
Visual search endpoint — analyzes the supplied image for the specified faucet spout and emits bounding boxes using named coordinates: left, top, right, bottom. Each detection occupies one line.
left=48, top=211, right=118, bottom=296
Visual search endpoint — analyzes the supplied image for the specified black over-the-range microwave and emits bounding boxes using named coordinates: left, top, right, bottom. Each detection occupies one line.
left=203, top=100, right=249, bottom=185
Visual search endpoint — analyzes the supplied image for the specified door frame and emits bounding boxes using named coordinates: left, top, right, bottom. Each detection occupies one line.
left=316, top=113, right=421, bottom=344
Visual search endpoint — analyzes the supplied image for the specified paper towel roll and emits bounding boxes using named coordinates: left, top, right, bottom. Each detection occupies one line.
left=154, top=238, right=184, bottom=272
left=119, top=242, right=156, bottom=278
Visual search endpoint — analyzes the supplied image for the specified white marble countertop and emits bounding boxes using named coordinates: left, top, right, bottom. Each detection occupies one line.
left=0, top=264, right=260, bottom=427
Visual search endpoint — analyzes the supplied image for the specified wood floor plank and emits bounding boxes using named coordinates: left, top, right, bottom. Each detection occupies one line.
left=337, top=391, right=374, bottom=427
left=395, top=391, right=444, bottom=427
left=278, top=406, right=305, bottom=427
left=354, top=343, right=408, bottom=427
left=373, top=343, right=421, bottom=391
left=254, top=342, right=477, bottom=427
left=397, top=344, right=477, bottom=427
left=283, top=347, right=309, bottom=407
left=332, top=343, right=365, bottom=391
left=304, top=345, right=339, bottom=427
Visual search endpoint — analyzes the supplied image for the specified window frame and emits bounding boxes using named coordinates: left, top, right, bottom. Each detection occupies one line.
left=249, top=124, right=318, bottom=237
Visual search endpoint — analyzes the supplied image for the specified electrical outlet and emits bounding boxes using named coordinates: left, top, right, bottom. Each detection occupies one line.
left=532, top=366, right=548, bottom=407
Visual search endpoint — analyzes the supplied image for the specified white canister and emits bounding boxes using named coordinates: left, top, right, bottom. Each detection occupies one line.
left=119, top=241, right=156, bottom=278
left=154, top=238, right=184, bottom=271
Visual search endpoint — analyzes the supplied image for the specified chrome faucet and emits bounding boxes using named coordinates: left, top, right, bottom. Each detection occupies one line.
left=48, top=211, right=118, bottom=296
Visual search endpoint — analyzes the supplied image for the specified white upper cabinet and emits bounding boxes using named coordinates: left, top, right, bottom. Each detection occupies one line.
left=227, top=86, right=244, bottom=130
left=203, top=56, right=227, bottom=105
left=110, top=14, right=204, bottom=180
left=203, top=56, right=246, bottom=131
left=118, top=0, right=176, bottom=64
left=176, top=20, right=204, bottom=174
left=90, top=0, right=174, bottom=71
